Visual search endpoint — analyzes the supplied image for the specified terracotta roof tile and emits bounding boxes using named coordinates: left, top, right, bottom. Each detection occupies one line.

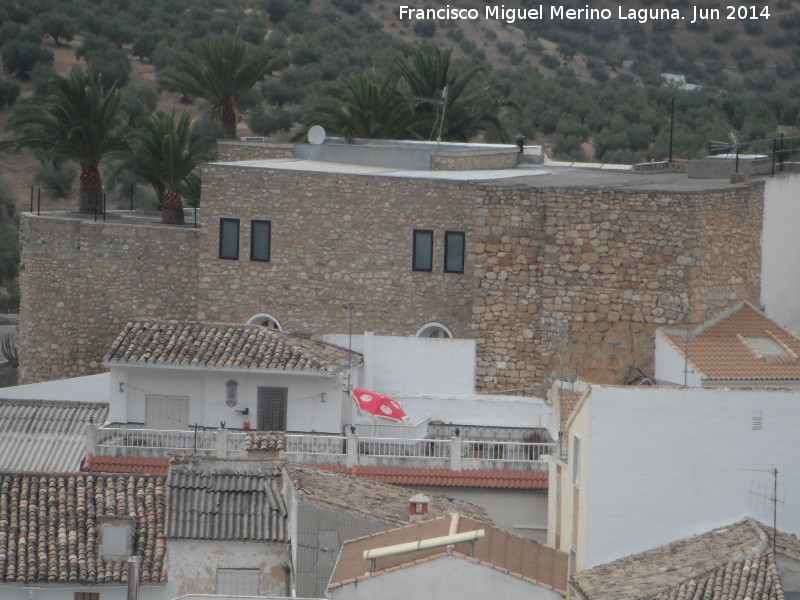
left=105, top=320, right=362, bottom=374
left=0, top=472, right=166, bottom=585
left=572, top=519, right=800, bottom=600
left=328, top=514, right=568, bottom=593
left=663, top=302, right=800, bottom=381
left=82, top=454, right=170, bottom=475
left=305, top=464, right=548, bottom=489
left=285, top=464, right=490, bottom=527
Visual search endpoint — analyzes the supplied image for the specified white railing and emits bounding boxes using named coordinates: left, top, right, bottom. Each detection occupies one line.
left=226, top=432, right=247, bottom=452
left=92, top=426, right=557, bottom=469
left=352, top=417, right=430, bottom=440
left=357, top=437, right=451, bottom=459
left=96, top=427, right=216, bottom=451
left=462, top=440, right=554, bottom=462
left=284, top=434, right=345, bottom=455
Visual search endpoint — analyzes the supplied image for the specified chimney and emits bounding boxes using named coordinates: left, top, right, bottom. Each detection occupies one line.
left=409, top=493, right=430, bottom=522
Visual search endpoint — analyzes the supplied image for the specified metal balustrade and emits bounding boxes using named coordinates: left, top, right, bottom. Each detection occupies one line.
left=96, top=427, right=217, bottom=451
left=462, top=440, right=554, bottom=462
left=92, top=426, right=556, bottom=468
left=284, top=434, right=345, bottom=455
left=356, top=437, right=451, bottom=459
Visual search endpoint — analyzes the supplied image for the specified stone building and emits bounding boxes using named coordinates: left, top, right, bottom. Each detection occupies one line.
left=18, top=141, right=764, bottom=390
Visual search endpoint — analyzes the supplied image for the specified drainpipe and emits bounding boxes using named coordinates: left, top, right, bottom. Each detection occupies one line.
left=127, top=556, right=141, bottom=600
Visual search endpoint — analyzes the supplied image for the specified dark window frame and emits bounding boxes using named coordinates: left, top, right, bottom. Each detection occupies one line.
left=250, top=219, right=271, bottom=262
left=444, top=230, right=465, bottom=274
left=219, top=218, right=240, bottom=260
left=412, top=229, right=434, bottom=272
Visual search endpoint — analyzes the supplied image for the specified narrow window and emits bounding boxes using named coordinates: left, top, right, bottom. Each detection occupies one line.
left=413, top=229, right=433, bottom=272
left=444, top=231, right=465, bottom=273
left=251, top=220, right=271, bottom=262
left=219, top=218, right=240, bottom=260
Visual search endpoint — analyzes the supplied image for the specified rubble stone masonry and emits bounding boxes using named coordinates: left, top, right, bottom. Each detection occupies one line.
left=18, top=163, right=763, bottom=390
left=18, top=216, right=200, bottom=383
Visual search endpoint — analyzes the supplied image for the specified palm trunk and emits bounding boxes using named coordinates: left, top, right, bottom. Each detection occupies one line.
left=220, top=105, right=238, bottom=140
left=78, top=167, right=103, bottom=214
left=161, top=188, right=185, bottom=225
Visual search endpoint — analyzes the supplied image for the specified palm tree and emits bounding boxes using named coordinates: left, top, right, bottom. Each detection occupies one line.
left=158, top=36, right=278, bottom=140
left=124, top=111, right=214, bottom=225
left=3, top=66, right=127, bottom=214
left=305, top=73, right=411, bottom=142
left=396, top=46, right=511, bottom=142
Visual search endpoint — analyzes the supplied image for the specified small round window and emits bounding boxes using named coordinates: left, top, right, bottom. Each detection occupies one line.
left=247, top=313, right=282, bottom=331
left=415, top=322, right=453, bottom=339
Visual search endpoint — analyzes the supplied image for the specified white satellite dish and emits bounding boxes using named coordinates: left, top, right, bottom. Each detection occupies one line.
left=307, top=125, right=326, bottom=145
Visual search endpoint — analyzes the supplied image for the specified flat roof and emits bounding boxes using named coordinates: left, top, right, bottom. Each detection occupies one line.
left=211, top=158, right=754, bottom=193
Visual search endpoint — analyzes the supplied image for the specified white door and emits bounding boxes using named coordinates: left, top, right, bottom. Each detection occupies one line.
left=216, top=568, right=260, bottom=595
left=145, top=395, right=190, bottom=430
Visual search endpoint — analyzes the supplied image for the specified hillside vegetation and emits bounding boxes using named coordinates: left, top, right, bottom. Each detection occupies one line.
left=0, top=0, right=799, bottom=203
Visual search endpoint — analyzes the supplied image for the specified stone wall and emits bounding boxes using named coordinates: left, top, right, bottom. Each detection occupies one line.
left=216, top=142, right=295, bottom=162
left=471, top=182, right=762, bottom=388
left=18, top=166, right=763, bottom=390
left=430, top=149, right=520, bottom=171
left=198, top=163, right=763, bottom=390
left=198, top=165, right=477, bottom=337
left=18, top=215, right=201, bottom=383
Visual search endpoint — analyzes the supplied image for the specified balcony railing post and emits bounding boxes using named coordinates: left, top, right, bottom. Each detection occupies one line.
left=86, top=423, right=97, bottom=455
left=216, top=429, right=228, bottom=458
left=449, top=436, right=462, bottom=471
left=346, top=432, right=358, bottom=468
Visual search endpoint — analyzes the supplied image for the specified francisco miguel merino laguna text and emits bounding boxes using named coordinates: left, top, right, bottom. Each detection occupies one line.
left=398, top=4, right=686, bottom=24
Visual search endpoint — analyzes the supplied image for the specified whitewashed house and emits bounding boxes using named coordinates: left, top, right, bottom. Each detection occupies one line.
left=656, top=301, right=800, bottom=388
left=105, top=320, right=362, bottom=433
left=327, top=513, right=568, bottom=600
left=548, top=385, right=800, bottom=574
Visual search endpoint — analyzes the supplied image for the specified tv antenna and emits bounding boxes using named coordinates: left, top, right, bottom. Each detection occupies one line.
left=414, top=86, right=448, bottom=146
left=743, top=467, right=785, bottom=556
left=710, top=131, right=740, bottom=155
left=658, top=291, right=692, bottom=385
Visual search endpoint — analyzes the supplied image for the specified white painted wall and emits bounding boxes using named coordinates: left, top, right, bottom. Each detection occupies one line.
left=320, top=332, right=476, bottom=395
left=0, top=372, right=110, bottom=404
left=0, top=585, right=165, bottom=600
left=654, top=330, right=703, bottom=386
left=391, top=392, right=554, bottom=428
left=167, top=539, right=290, bottom=598
left=109, top=366, right=346, bottom=433
left=415, top=486, right=549, bottom=542
left=762, top=174, right=800, bottom=335
left=328, top=554, right=563, bottom=600
left=578, top=386, right=800, bottom=569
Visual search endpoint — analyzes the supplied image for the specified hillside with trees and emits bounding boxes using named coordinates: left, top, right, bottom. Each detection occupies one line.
left=1, top=0, right=800, bottom=312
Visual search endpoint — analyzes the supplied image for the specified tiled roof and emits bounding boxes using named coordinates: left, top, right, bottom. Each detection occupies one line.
left=571, top=519, right=800, bottom=600
left=0, top=399, right=108, bottom=472
left=83, top=454, right=170, bottom=475
left=244, top=431, right=285, bottom=451
left=105, top=320, right=362, bottom=373
left=662, top=302, right=800, bottom=381
left=166, top=458, right=288, bottom=542
left=328, top=514, right=568, bottom=593
left=305, top=464, right=548, bottom=489
left=0, top=471, right=166, bottom=585
left=285, top=464, right=490, bottom=527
